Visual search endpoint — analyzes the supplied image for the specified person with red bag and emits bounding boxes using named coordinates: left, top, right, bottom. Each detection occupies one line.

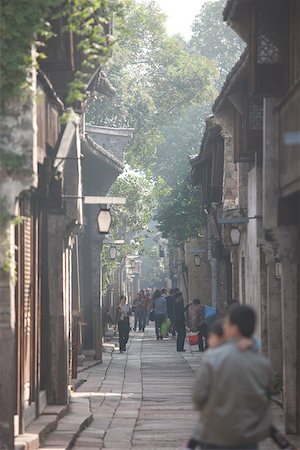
left=189, top=298, right=208, bottom=351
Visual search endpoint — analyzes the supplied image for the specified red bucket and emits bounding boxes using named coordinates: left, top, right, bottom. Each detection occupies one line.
left=187, top=334, right=199, bottom=345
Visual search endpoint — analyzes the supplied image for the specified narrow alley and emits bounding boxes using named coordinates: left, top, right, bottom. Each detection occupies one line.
left=37, top=326, right=284, bottom=450
left=41, top=327, right=201, bottom=449
left=2, top=1, right=300, bottom=448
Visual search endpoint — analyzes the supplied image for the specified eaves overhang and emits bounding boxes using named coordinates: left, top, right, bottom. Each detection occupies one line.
left=213, top=49, right=249, bottom=115
left=86, top=68, right=116, bottom=97
left=83, top=134, right=125, bottom=173
left=38, top=70, right=64, bottom=111
left=190, top=116, right=222, bottom=185
left=223, top=0, right=251, bottom=42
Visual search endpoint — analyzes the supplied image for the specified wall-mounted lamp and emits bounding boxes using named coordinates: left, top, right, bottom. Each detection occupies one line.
left=230, top=227, right=241, bottom=246
left=97, top=208, right=112, bottom=234
left=171, top=266, right=178, bottom=275
left=194, top=254, right=201, bottom=267
left=109, top=246, right=117, bottom=260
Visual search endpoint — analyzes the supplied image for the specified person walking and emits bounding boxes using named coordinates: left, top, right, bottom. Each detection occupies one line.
left=190, top=298, right=208, bottom=351
left=115, top=295, right=131, bottom=353
left=174, top=292, right=190, bottom=352
left=192, top=305, right=272, bottom=449
left=132, top=291, right=146, bottom=331
left=140, top=289, right=149, bottom=330
left=152, top=289, right=166, bottom=340
left=166, top=288, right=176, bottom=336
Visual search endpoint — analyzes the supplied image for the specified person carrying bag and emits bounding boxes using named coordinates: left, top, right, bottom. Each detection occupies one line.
left=115, top=295, right=131, bottom=353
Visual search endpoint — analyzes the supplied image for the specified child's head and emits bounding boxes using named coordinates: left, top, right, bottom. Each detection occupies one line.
left=208, top=319, right=225, bottom=348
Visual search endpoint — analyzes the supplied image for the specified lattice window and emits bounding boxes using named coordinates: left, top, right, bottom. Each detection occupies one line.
left=248, top=98, right=263, bottom=130
left=257, top=4, right=283, bottom=64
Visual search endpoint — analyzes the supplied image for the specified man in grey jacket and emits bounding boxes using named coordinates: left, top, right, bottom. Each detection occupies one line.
left=192, top=305, right=272, bottom=449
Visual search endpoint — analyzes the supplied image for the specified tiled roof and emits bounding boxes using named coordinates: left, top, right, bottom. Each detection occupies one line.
left=213, top=49, right=248, bottom=114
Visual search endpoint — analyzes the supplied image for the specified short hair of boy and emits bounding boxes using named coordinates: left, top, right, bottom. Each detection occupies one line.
left=228, top=305, right=256, bottom=338
left=209, top=319, right=224, bottom=338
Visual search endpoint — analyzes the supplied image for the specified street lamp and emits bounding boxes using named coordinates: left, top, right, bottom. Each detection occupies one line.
left=109, top=246, right=117, bottom=260
left=230, top=227, right=241, bottom=246
left=171, top=266, right=178, bottom=275
left=97, top=208, right=112, bottom=234
left=194, top=254, right=201, bottom=267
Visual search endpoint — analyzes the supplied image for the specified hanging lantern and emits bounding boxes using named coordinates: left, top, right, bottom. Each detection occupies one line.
left=194, top=255, right=201, bottom=267
left=230, top=227, right=241, bottom=246
left=109, top=246, right=117, bottom=260
left=97, top=208, right=112, bottom=234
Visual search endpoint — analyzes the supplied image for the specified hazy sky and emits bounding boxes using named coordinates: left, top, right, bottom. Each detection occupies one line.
left=155, top=0, right=208, bottom=39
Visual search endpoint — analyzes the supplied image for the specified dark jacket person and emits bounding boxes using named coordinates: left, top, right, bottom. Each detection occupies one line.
left=174, top=292, right=189, bottom=352
left=115, top=296, right=131, bottom=353
left=192, top=305, right=272, bottom=449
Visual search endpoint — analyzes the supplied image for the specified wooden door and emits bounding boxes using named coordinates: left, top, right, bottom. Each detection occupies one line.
left=15, top=194, right=40, bottom=431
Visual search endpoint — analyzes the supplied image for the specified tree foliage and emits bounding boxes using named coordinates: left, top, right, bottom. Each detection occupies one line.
left=86, top=0, right=216, bottom=170
left=0, top=0, right=123, bottom=107
left=101, top=171, right=168, bottom=291
left=92, top=0, right=245, bottom=279
left=189, top=0, right=245, bottom=88
left=153, top=0, right=245, bottom=247
left=155, top=180, right=204, bottom=245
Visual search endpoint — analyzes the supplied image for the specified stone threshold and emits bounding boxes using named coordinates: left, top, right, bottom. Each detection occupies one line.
left=38, top=398, right=93, bottom=450
left=15, top=344, right=116, bottom=450
left=14, top=356, right=104, bottom=450
left=14, top=405, right=68, bottom=450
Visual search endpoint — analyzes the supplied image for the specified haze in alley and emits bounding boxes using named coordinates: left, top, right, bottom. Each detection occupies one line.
left=1, top=1, right=300, bottom=449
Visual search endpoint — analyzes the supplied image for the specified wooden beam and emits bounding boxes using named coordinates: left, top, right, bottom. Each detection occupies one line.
left=84, top=196, right=126, bottom=205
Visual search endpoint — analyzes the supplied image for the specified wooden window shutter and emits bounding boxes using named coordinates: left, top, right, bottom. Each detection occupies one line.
left=234, top=96, right=263, bottom=163
left=250, top=0, right=288, bottom=95
left=234, top=108, right=243, bottom=162
left=211, top=137, right=224, bottom=203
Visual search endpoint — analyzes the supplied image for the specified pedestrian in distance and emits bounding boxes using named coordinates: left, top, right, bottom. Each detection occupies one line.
left=191, top=305, right=272, bottom=449
left=174, top=291, right=190, bottom=352
left=140, top=289, right=148, bottom=331
left=152, top=289, right=167, bottom=340
left=144, top=289, right=151, bottom=325
left=166, top=288, right=176, bottom=336
left=189, top=299, right=208, bottom=352
left=115, top=295, right=131, bottom=353
left=132, top=291, right=146, bottom=332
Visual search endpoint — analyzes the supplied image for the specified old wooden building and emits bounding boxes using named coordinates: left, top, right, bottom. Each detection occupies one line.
left=191, top=0, right=300, bottom=437
left=224, top=0, right=300, bottom=434
left=0, top=8, right=119, bottom=449
left=79, top=124, right=133, bottom=358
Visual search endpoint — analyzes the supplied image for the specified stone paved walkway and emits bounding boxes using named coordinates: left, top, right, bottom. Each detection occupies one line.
left=72, top=327, right=200, bottom=449
left=68, top=325, right=287, bottom=450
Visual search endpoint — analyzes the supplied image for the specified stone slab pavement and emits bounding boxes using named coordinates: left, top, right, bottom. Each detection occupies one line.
left=49, top=325, right=297, bottom=449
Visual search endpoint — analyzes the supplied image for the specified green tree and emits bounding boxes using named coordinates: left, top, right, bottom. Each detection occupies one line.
left=189, top=0, right=245, bottom=88
left=86, top=0, right=216, bottom=170
left=155, top=180, right=204, bottom=245
left=101, top=171, right=168, bottom=291
left=0, top=0, right=122, bottom=107
left=153, top=0, right=245, bottom=248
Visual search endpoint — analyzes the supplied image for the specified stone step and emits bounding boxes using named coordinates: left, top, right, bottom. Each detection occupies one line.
left=14, top=405, right=68, bottom=450
left=38, top=398, right=92, bottom=450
